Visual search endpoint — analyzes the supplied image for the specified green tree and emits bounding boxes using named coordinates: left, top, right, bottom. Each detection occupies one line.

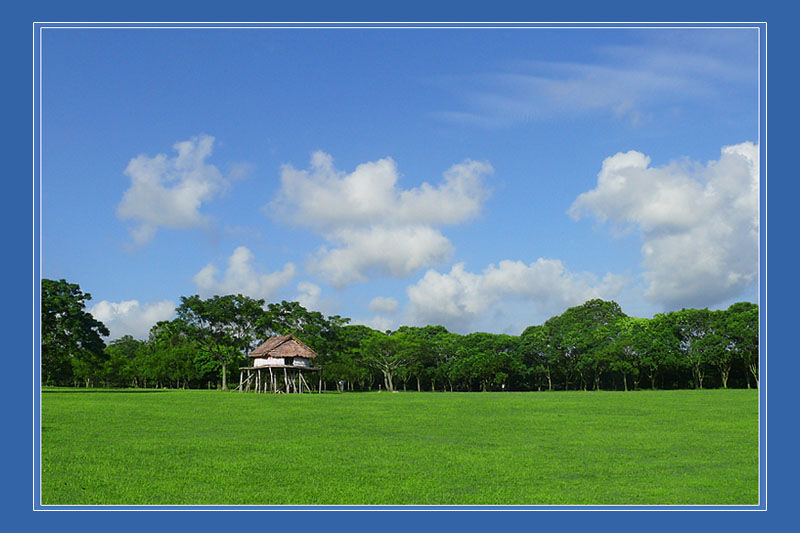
left=103, top=335, right=143, bottom=387
left=394, top=326, right=442, bottom=391
left=544, top=299, right=627, bottom=390
left=176, top=294, right=266, bottom=390
left=361, top=330, right=405, bottom=391
left=668, top=308, right=715, bottom=389
left=146, top=320, right=201, bottom=388
left=41, top=279, right=109, bottom=386
left=326, top=324, right=377, bottom=390
left=724, top=302, right=759, bottom=388
left=427, top=331, right=462, bottom=392
left=636, top=314, right=680, bottom=390
left=520, top=325, right=557, bottom=391
left=606, top=318, right=643, bottom=391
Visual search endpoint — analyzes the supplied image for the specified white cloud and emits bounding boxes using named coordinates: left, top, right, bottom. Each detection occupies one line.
left=269, top=152, right=492, bottom=286
left=116, top=135, right=229, bottom=245
left=90, top=299, right=175, bottom=340
left=193, top=246, right=296, bottom=300
left=437, top=34, right=756, bottom=127
left=295, top=281, right=322, bottom=311
left=569, top=142, right=758, bottom=309
left=358, top=315, right=396, bottom=333
left=310, top=225, right=454, bottom=286
left=369, top=296, right=399, bottom=315
left=406, top=260, right=626, bottom=333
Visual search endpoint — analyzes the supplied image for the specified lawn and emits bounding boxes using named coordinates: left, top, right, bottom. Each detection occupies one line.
left=40, top=388, right=759, bottom=506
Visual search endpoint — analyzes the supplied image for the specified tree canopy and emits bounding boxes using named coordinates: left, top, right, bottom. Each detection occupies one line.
left=41, top=279, right=109, bottom=386
left=41, top=278, right=760, bottom=392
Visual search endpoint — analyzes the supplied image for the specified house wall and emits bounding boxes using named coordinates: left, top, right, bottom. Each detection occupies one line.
left=254, top=357, right=284, bottom=367
left=252, top=356, right=312, bottom=368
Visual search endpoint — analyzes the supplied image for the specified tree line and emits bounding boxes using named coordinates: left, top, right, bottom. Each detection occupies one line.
left=41, top=278, right=759, bottom=392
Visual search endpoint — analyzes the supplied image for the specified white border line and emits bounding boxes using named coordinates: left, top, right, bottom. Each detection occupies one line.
left=33, top=21, right=767, bottom=512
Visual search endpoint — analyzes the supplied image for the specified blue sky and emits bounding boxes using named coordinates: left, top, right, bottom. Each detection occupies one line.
left=40, top=26, right=760, bottom=339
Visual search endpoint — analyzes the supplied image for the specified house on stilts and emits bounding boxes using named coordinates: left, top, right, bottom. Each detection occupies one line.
left=239, top=335, right=321, bottom=393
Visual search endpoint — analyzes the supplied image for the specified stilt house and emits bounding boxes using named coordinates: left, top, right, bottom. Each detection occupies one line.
left=239, top=335, right=320, bottom=393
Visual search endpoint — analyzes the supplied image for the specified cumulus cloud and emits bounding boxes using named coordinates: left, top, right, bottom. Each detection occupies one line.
left=193, top=246, right=295, bottom=300
left=355, top=315, right=396, bottom=333
left=269, top=151, right=492, bottom=286
left=569, top=142, right=758, bottom=309
left=407, top=260, right=626, bottom=333
left=310, top=225, right=454, bottom=286
left=90, top=299, right=176, bottom=340
left=116, top=135, right=229, bottom=245
left=369, top=296, right=399, bottom=315
left=295, top=281, right=322, bottom=311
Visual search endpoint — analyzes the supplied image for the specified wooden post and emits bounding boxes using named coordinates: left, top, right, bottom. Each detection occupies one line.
left=284, top=368, right=289, bottom=394
left=269, top=367, right=274, bottom=393
left=299, top=372, right=312, bottom=393
left=239, top=371, right=243, bottom=392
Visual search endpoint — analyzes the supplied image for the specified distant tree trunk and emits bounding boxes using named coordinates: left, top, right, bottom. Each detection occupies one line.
left=720, top=364, right=730, bottom=389
left=416, top=376, right=421, bottom=392
left=221, top=361, right=228, bottom=390
left=749, top=363, right=759, bottom=389
left=692, top=365, right=704, bottom=389
left=623, top=374, right=628, bottom=392
left=577, top=369, right=586, bottom=391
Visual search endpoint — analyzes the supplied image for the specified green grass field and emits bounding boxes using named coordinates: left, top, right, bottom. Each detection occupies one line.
left=40, top=388, right=758, bottom=506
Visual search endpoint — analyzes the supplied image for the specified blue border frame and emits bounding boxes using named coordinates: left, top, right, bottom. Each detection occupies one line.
left=13, top=7, right=785, bottom=529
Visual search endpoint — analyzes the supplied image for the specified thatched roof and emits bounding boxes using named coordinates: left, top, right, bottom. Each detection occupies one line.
left=247, top=335, right=318, bottom=360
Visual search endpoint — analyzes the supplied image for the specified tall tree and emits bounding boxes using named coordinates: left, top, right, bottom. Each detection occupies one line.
left=635, top=314, right=680, bottom=390
left=607, top=318, right=643, bottom=391
left=723, top=302, right=759, bottom=388
left=41, top=279, right=109, bottom=386
left=667, top=308, right=715, bottom=389
left=361, top=330, right=405, bottom=391
left=520, top=325, right=557, bottom=391
left=176, top=294, right=265, bottom=390
left=103, top=335, right=143, bottom=387
left=544, top=299, right=627, bottom=390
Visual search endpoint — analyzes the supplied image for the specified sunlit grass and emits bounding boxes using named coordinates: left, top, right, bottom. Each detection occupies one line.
left=41, top=388, right=758, bottom=505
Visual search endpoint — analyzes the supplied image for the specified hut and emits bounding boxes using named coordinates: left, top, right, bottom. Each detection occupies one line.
left=238, top=335, right=321, bottom=393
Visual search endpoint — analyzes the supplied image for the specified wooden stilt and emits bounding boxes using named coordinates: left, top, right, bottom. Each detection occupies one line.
left=299, top=372, right=312, bottom=393
left=284, top=368, right=289, bottom=394
left=269, top=367, right=274, bottom=393
left=239, top=371, right=243, bottom=392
